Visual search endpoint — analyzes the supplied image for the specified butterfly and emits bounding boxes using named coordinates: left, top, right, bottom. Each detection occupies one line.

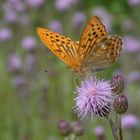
left=36, top=16, right=123, bottom=75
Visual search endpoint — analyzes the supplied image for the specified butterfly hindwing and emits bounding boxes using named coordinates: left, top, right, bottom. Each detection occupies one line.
left=83, top=34, right=123, bottom=72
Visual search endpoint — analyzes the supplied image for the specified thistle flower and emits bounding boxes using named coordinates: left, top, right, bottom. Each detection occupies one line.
left=26, top=0, right=45, bottom=8
left=123, top=36, right=140, bottom=53
left=0, top=28, right=12, bottom=42
left=55, top=0, right=78, bottom=11
left=122, top=114, right=139, bottom=130
left=21, top=36, right=36, bottom=51
left=128, top=0, right=140, bottom=7
left=74, top=77, right=114, bottom=118
left=7, top=54, right=21, bottom=73
left=72, top=12, right=86, bottom=27
left=48, top=20, right=63, bottom=33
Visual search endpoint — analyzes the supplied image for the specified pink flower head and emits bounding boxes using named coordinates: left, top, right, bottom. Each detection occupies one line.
left=18, top=14, right=30, bottom=26
left=26, top=0, right=45, bottom=8
left=94, top=126, right=105, bottom=139
left=74, top=77, right=114, bottom=118
left=7, top=54, right=21, bottom=73
left=48, top=20, right=63, bottom=33
left=122, top=114, right=139, bottom=129
left=21, top=36, right=36, bottom=50
left=72, top=12, right=86, bottom=27
left=123, top=36, right=140, bottom=53
left=128, top=0, right=140, bottom=6
left=8, top=0, right=25, bottom=12
left=0, top=28, right=12, bottom=41
left=4, top=10, right=18, bottom=23
left=55, top=0, right=78, bottom=11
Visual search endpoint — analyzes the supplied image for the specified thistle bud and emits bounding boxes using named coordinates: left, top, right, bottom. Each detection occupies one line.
left=71, top=121, right=84, bottom=136
left=94, top=126, right=105, bottom=140
left=58, top=120, right=71, bottom=136
left=113, top=94, right=128, bottom=114
left=111, top=74, right=124, bottom=95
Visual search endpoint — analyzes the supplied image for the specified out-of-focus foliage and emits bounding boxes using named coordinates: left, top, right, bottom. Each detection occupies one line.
left=0, top=0, right=140, bottom=139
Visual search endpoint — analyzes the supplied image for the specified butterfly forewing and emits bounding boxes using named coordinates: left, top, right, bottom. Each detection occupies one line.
left=79, top=16, right=108, bottom=60
left=37, top=27, right=80, bottom=70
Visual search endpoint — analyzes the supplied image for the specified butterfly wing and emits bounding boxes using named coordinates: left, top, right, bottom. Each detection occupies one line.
left=79, top=16, right=108, bottom=60
left=83, top=35, right=123, bottom=72
left=36, top=27, right=80, bottom=70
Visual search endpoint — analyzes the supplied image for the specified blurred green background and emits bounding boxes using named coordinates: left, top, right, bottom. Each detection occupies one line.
left=0, top=0, right=140, bottom=139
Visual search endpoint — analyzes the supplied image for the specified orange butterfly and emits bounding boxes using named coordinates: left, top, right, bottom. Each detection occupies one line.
left=36, top=16, right=123, bottom=74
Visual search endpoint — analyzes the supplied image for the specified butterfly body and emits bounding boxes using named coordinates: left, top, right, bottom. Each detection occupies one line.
left=36, top=16, right=123, bottom=75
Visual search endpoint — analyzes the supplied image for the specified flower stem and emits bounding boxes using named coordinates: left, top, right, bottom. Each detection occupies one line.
left=64, top=137, right=69, bottom=140
left=106, top=116, right=118, bottom=140
left=70, top=134, right=77, bottom=140
left=117, top=114, right=123, bottom=140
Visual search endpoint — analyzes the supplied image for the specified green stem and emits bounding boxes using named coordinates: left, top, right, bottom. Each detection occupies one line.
left=70, top=134, right=77, bottom=140
left=117, top=114, right=123, bottom=140
left=64, top=137, right=69, bottom=140
left=106, top=116, right=118, bottom=140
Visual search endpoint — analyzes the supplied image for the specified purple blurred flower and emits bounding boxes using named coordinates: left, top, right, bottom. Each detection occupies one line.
left=128, top=0, right=140, bottom=6
left=127, top=71, right=140, bottom=83
left=72, top=12, right=86, bottom=27
left=48, top=20, right=63, bottom=33
left=13, top=0, right=25, bottom=12
left=8, top=0, right=25, bottom=12
left=94, top=126, right=105, bottom=140
left=4, top=10, right=18, bottom=23
left=122, top=114, right=139, bottom=129
left=121, top=19, right=134, bottom=31
left=7, top=54, right=21, bottom=73
left=11, top=75, right=27, bottom=88
left=0, top=28, right=12, bottom=42
left=55, top=0, right=78, bottom=11
left=91, top=6, right=113, bottom=31
left=21, top=36, right=36, bottom=50
left=26, top=0, right=45, bottom=8
left=24, top=54, right=37, bottom=72
left=74, top=77, right=114, bottom=118
left=123, top=36, right=140, bottom=53
left=48, top=137, right=58, bottom=140
left=18, top=14, right=30, bottom=26
left=3, top=0, right=25, bottom=23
